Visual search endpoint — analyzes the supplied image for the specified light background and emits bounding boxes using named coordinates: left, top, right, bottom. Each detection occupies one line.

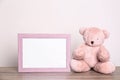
left=0, top=0, right=120, bottom=67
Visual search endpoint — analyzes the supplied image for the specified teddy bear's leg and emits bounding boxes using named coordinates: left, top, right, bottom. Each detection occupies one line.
left=70, top=59, right=90, bottom=72
left=93, top=62, right=115, bottom=74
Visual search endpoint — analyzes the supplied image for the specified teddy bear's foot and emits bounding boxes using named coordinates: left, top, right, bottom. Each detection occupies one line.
left=70, top=59, right=90, bottom=72
left=94, top=62, right=115, bottom=74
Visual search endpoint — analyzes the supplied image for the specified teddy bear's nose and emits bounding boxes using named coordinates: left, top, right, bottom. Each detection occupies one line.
left=91, top=41, right=94, bottom=44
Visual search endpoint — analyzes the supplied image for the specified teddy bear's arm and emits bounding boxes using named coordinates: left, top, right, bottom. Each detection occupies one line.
left=97, top=46, right=110, bottom=62
left=72, top=45, right=85, bottom=60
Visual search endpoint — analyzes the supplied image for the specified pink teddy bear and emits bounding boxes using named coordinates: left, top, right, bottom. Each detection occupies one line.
left=71, top=27, right=115, bottom=74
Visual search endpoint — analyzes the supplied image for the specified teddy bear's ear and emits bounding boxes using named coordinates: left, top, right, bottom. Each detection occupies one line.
left=79, top=27, right=86, bottom=35
left=103, top=30, right=110, bottom=39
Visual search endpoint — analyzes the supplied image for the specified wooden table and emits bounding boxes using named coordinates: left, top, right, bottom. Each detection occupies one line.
left=0, top=67, right=119, bottom=80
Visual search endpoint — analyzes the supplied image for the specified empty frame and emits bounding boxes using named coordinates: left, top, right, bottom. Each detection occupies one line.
left=18, top=34, right=70, bottom=72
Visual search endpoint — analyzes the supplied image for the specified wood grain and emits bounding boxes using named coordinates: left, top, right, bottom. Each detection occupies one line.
left=0, top=67, right=120, bottom=80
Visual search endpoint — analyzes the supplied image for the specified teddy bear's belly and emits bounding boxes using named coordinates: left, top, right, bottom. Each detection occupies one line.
left=84, top=54, right=98, bottom=68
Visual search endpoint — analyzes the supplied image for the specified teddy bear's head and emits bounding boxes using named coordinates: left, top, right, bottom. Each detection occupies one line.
left=79, top=27, right=109, bottom=47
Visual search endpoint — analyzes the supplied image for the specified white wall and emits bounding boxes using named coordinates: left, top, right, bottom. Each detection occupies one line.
left=0, top=0, right=120, bottom=67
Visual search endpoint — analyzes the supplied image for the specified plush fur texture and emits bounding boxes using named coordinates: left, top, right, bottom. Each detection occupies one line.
left=71, top=27, right=115, bottom=74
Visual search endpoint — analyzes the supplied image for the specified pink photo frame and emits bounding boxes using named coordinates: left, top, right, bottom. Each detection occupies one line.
left=18, top=34, right=71, bottom=72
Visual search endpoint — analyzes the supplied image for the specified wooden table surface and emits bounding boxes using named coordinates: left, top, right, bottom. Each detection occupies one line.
left=0, top=67, right=119, bottom=80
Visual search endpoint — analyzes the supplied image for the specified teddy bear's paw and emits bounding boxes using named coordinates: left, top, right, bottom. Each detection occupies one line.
left=70, top=59, right=90, bottom=72
left=98, top=47, right=110, bottom=62
left=94, top=62, right=116, bottom=74
left=73, top=49, right=84, bottom=60
left=98, top=55, right=109, bottom=62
